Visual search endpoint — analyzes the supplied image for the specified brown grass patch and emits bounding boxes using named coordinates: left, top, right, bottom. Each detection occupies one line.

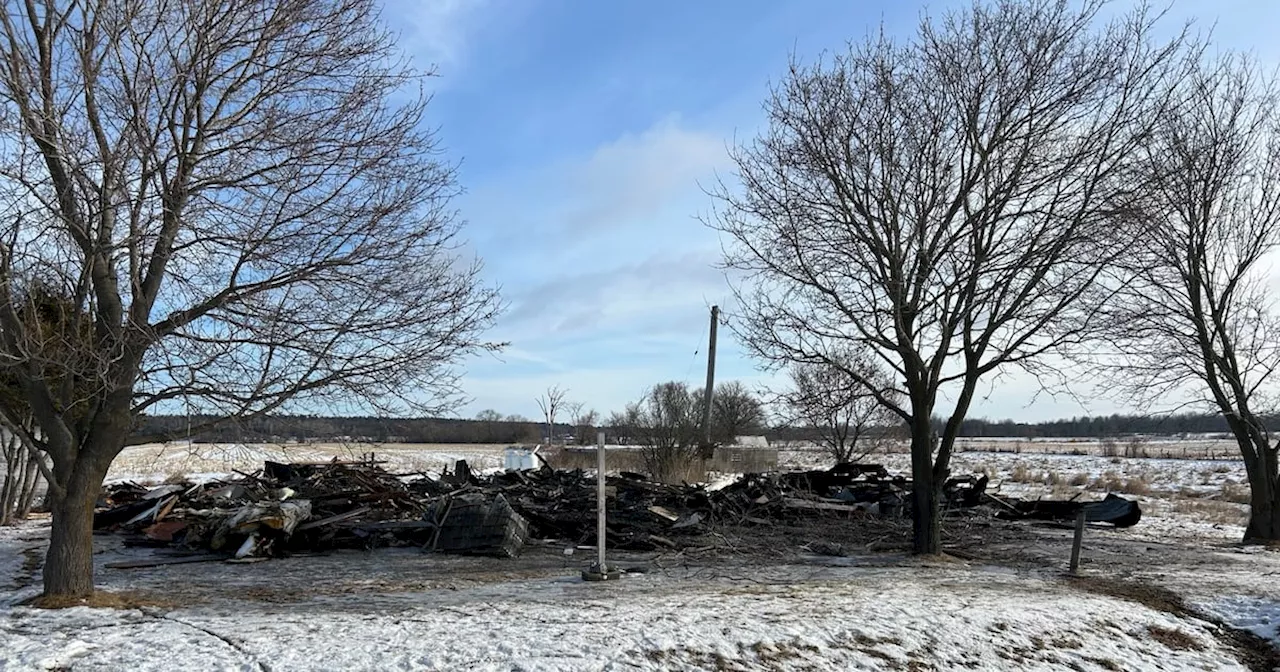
left=23, top=589, right=178, bottom=610
left=1009, top=465, right=1040, bottom=483
left=1171, top=498, right=1248, bottom=525
left=1147, top=625, right=1204, bottom=651
left=1090, top=471, right=1150, bottom=496
left=1068, top=473, right=1089, bottom=487
left=1221, top=483, right=1252, bottom=505
left=1050, top=635, right=1083, bottom=649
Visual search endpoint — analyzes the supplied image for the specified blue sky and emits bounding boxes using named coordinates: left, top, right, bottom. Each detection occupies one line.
left=379, top=0, right=1280, bottom=424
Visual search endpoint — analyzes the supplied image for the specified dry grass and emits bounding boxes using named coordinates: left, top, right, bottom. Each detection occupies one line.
left=1172, top=498, right=1248, bottom=525
left=541, top=447, right=645, bottom=473
left=1221, top=483, right=1252, bottom=505
left=1090, top=471, right=1151, bottom=496
left=1009, top=465, right=1039, bottom=483
left=1068, top=472, right=1089, bottom=487
left=1146, top=625, right=1205, bottom=652
left=23, top=590, right=179, bottom=610
left=540, top=447, right=708, bottom=483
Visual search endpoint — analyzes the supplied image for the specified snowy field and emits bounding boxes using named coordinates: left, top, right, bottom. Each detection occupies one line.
left=0, top=440, right=1277, bottom=670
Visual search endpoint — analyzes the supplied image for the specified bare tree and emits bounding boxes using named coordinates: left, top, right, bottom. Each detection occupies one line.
left=781, top=349, right=900, bottom=464
left=707, top=381, right=765, bottom=445
left=0, top=0, right=502, bottom=599
left=1101, top=54, right=1280, bottom=541
left=710, top=0, right=1181, bottom=554
left=571, top=406, right=599, bottom=445
left=631, top=382, right=702, bottom=482
left=605, top=405, right=642, bottom=445
left=535, top=385, right=569, bottom=445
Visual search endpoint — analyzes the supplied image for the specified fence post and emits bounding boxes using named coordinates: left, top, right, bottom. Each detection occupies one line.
left=583, top=431, right=620, bottom=581
left=1069, top=509, right=1086, bottom=575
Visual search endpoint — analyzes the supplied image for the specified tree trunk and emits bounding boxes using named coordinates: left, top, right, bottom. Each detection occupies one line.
left=44, top=485, right=97, bottom=598
left=43, top=453, right=113, bottom=599
left=1244, top=494, right=1280, bottom=542
left=18, top=448, right=43, bottom=517
left=910, top=427, right=941, bottom=554
left=0, top=435, right=18, bottom=525
left=1243, top=449, right=1280, bottom=542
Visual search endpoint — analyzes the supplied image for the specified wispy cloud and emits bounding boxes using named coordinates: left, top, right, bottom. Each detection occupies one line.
left=383, top=0, right=491, bottom=70
left=561, top=117, right=731, bottom=234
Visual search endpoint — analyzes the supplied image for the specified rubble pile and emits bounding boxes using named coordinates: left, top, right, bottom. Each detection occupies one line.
left=92, top=458, right=1139, bottom=566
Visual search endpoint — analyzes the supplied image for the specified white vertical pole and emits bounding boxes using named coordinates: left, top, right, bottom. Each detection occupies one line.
left=597, top=431, right=607, bottom=570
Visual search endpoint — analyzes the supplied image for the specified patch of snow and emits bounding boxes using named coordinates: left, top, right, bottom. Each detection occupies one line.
left=1199, top=595, right=1280, bottom=649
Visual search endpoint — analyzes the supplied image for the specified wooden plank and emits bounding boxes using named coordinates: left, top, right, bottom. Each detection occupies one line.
left=296, top=505, right=372, bottom=531
left=648, top=505, right=679, bottom=522
left=782, top=498, right=860, bottom=513
left=981, top=492, right=1022, bottom=515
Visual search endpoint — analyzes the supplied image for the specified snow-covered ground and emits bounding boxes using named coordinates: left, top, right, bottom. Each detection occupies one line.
left=0, top=517, right=1267, bottom=672
left=0, top=440, right=1275, bottom=670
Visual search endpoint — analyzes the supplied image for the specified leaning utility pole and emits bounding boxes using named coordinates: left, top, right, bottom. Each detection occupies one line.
left=701, top=305, right=719, bottom=450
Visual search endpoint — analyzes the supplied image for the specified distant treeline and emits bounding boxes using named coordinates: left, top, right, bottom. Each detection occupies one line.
left=133, top=411, right=1263, bottom=445
left=953, top=413, right=1273, bottom=438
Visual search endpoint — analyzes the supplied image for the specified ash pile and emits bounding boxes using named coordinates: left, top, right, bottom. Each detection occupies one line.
left=93, top=458, right=1140, bottom=566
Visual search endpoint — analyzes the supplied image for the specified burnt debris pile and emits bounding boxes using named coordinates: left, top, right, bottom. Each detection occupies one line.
left=93, top=458, right=1140, bottom=565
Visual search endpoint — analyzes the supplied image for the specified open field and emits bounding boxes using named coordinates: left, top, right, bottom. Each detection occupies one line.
left=0, top=439, right=1271, bottom=670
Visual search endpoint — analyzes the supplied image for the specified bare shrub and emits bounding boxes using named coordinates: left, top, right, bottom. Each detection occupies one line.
left=1100, top=439, right=1120, bottom=458
left=628, top=382, right=705, bottom=483
left=1069, top=473, right=1089, bottom=487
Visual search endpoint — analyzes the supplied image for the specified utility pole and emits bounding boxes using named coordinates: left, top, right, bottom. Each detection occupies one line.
left=701, top=305, right=719, bottom=451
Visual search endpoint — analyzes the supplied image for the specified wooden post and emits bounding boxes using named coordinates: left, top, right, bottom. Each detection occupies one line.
left=1069, top=508, right=1086, bottom=575
left=596, top=430, right=606, bottom=570
left=701, top=305, right=719, bottom=448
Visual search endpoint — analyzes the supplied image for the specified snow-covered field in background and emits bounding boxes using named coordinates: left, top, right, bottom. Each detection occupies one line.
left=108, top=441, right=510, bottom=484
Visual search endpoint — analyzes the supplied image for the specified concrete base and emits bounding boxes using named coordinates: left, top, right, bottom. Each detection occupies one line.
left=581, top=563, right=622, bottom=581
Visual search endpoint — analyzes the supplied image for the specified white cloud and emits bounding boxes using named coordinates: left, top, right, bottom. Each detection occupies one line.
left=383, top=0, right=490, bottom=69
left=562, top=117, right=731, bottom=234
